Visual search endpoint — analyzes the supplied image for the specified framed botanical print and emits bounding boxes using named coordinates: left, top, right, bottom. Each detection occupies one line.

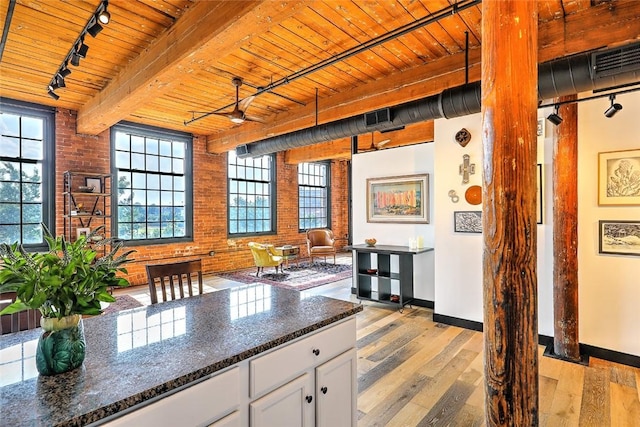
left=598, top=149, right=640, bottom=206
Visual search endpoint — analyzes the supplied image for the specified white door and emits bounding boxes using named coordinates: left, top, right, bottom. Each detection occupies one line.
left=250, top=373, right=314, bottom=427
left=315, top=349, right=357, bottom=427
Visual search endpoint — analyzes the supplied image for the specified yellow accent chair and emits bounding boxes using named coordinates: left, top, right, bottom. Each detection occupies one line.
left=248, top=242, right=284, bottom=276
left=306, top=229, right=337, bottom=264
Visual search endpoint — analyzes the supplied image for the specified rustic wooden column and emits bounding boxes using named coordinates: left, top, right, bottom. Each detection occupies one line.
left=481, top=1, right=539, bottom=426
left=552, top=95, right=580, bottom=361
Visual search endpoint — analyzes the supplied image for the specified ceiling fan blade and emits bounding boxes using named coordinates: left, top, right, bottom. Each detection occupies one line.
left=244, top=115, right=266, bottom=124
left=239, top=95, right=256, bottom=112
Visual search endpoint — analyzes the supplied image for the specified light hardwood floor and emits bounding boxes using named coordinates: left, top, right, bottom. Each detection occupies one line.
left=118, top=266, right=640, bottom=427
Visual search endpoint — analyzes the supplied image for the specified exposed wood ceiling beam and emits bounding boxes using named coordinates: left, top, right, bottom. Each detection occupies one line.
left=76, top=0, right=311, bottom=135
left=207, top=1, right=640, bottom=155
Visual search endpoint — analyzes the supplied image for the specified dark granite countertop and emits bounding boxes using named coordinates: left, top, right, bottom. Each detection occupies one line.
left=0, top=286, right=362, bottom=427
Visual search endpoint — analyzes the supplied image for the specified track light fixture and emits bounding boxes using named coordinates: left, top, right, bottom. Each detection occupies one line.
left=76, top=37, right=89, bottom=58
left=47, top=88, right=60, bottom=100
left=98, top=1, right=110, bottom=24
left=604, top=94, right=623, bottom=118
left=546, top=104, right=563, bottom=126
left=87, top=18, right=103, bottom=37
left=46, top=0, right=111, bottom=100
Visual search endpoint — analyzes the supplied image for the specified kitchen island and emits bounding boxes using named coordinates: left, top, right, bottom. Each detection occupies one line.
left=0, top=285, right=362, bottom=426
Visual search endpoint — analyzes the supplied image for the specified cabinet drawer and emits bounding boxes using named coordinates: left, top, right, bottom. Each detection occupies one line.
left=250, top=318, right=355, bottom=398
left=102, top=367, right=240, bottom=427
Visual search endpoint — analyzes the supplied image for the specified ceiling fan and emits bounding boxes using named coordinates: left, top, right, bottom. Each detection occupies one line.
left=360, top=133, right=391, bottom=152
left=212, top=77, right=263, bottom=124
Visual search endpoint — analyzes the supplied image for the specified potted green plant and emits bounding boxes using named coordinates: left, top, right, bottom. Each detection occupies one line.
left=0, top=224, right=135, bottom=375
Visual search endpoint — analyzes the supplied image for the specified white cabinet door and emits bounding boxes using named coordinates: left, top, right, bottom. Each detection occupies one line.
left=208, top=410, right=241, bottom=427
left=250, top=373, right=314, bottom=427
left=315, top=349, right=357, bottom=427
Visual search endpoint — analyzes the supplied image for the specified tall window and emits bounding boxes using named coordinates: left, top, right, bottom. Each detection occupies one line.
left=112, top=122, right=192, bottom=244
left=298, top=162, right=330, bottom=230
left=0, top=99, right=54, bottom=249
left=228, top=150, right=275, bottom=235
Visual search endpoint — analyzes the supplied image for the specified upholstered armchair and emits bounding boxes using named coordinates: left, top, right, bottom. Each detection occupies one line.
left=306, top=229, right=337, bottom=264
left=248, top=242, right=284, bottom=276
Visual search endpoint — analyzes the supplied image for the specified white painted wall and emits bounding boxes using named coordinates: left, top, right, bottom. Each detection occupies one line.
left=577, top=92, right=640, bottom=356
left=350, top=92, right=640, bottom=357
left=351, top=144, right=435, bottom=300
left=433, top=113, right=554, bottom=332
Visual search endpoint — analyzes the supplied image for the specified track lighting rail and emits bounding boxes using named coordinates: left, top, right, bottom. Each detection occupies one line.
left=541, top=84, right=640, bottom=125
left=47, top=0, right=110, bottom=100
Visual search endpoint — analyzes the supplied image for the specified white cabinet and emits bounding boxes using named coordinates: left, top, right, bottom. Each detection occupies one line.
left=209, top=411, right=241, bottom=427
left=248, top=318, right=357, bottom=427
left=315, top=349, right=357, bottom=427
left=99, top=318, right=356, bottom=427
left=102, top=366, right=240, bottom=427
left=250, top=373, right=314, bottom=427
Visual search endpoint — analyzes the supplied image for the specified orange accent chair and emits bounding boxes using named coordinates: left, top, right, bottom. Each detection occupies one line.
left=306, top=229, right=337, bottom=264
left=248, top=242, right=284, bottom=276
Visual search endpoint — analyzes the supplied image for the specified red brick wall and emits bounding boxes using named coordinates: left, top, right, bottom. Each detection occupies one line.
left=54, top=108, right=349, bottom=286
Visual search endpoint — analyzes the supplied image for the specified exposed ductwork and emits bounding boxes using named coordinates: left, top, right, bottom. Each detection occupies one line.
left=237, top=42, right=640, bottom=158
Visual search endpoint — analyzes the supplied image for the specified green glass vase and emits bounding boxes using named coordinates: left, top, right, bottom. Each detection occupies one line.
left=36, top=314, right=86, bottom=376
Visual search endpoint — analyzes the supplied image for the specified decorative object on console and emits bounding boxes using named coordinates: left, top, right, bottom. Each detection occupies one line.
left=459, top=154, right=476, bottom=184
left=454, top=211, right=482, bottom=233
left=454, top=128, right=471, bottom=147
left=598, top=220, right=640, bottom=256
left=364, top=238, right=377, bottom=247
left=464, top=185, right=482, bottom=205
left=0, top=224, right=134, bottom=375
left=448, top=189, right=459, bottom=203
left=598, top=149, right=640, bottom=206
left=367, top=174, right=429, bottom=223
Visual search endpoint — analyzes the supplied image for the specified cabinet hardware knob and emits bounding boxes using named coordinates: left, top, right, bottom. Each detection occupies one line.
left=306, top=395, right=313, bottom=403
left=321, top=386, right=328, bottom=394
left=312, top=348, right=320, bottom=356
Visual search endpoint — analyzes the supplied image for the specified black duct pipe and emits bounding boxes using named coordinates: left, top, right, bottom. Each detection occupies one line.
left=238, top=43, right=640, bottom=158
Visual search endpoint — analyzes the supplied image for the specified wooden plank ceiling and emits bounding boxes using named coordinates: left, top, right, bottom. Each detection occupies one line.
left=1, top=0, right=639, bottom=162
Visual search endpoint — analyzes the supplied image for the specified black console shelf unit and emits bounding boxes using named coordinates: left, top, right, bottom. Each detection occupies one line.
left=346, top=244, right=434, bottom=310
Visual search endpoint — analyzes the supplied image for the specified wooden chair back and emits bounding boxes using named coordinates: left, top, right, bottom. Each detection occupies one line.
left=146, top=259, right=204, bottom=304
left=1, top=292, right=41, bottom=335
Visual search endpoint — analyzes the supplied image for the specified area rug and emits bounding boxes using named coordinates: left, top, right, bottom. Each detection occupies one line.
left=102, top=294, right=144, bottom=315
left=218, top=259, right=353, bottom=291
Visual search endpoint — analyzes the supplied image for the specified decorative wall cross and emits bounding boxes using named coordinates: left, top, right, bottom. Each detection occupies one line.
left=459, top=154, right=476, bottom=184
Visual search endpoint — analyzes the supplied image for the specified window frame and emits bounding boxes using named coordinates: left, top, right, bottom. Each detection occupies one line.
left=298, top=161, right=331, bottom=232
left=227, top=151, right=277, bottom=237
left=111, top=121, right=193, bottom=246
left=0, top=98, right=55, bottom=251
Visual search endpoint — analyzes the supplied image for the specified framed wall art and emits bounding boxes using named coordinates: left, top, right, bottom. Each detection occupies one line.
left=85, top=177, right=102, bottom=193
left=599, top=220, right=640, bottom=256
left=598, top=149, right=640, bottom=206
left=76, top=227, right=90, bottom=240
left=454, top=211, right=482, bottom=233
left=366, top=174, right=429, bottom=223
